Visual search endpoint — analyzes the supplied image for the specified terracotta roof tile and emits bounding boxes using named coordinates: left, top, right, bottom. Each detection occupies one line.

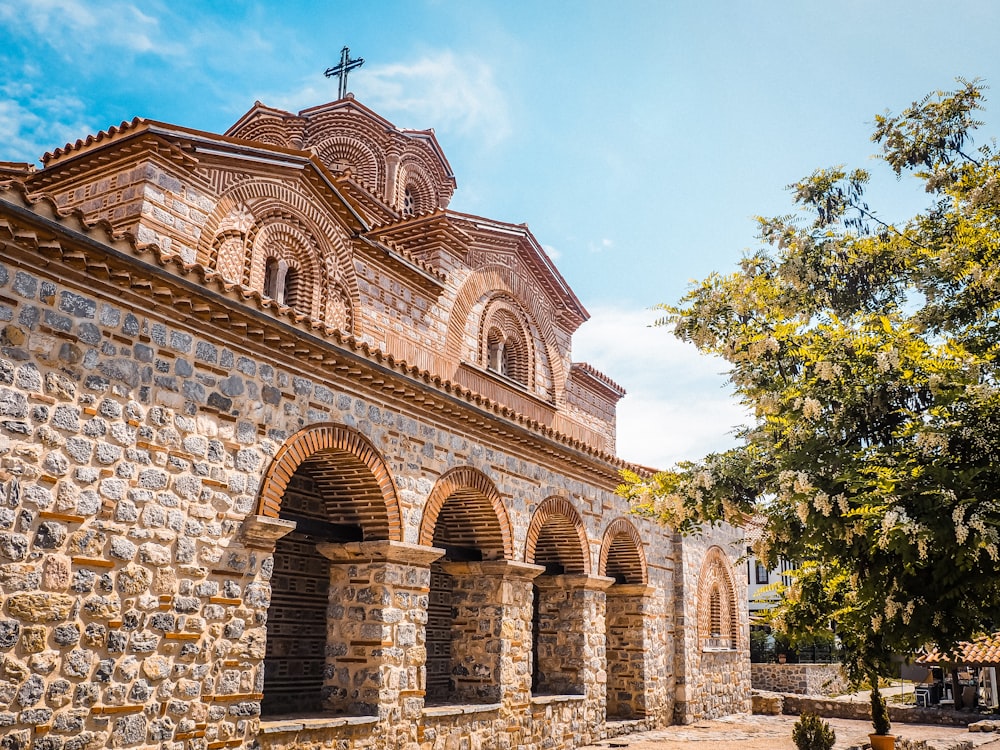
left=917, top=632, right=1000, bottom=666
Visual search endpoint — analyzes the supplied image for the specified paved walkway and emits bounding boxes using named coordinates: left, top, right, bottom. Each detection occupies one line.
left=583, top=714, right=1000, bottom=750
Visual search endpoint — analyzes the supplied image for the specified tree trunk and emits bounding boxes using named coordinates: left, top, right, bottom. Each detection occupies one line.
left=951, top=668, right=963, bottom=709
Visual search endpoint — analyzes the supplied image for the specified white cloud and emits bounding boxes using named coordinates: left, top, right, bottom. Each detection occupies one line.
left=588, top=238, right=614, bottom=254
left=542, top=244, right=561, bottom=262
left=572, top=305, right=750, bottom=470
left=1, top=0, right=168, bottom=54
left=264, top=51, right=511, bottom=147
left=0, top=83, right=94, bottom=160
left=362, top=52, right=511, bottom=144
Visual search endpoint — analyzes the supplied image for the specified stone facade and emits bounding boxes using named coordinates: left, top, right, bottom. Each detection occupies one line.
left=0, top=93, right=750, bottom=750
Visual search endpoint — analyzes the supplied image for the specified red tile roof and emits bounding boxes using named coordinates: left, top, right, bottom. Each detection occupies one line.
left=917, top=633, right=1000, bottom=666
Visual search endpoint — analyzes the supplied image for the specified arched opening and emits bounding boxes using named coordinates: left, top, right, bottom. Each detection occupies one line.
left=480, top=299, right=533, bottom=389
left=420, top=468, right=512, bottom=704
left=259, top=426, right=401, bottom=718
left=698, top=547, right=739, bottom=651
left=525, top=497, right=590, bottom=696
left=600, top=519, right=649, bottom=720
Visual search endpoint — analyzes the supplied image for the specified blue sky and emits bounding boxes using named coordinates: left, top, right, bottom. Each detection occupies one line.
left=3, top=0, right=1000, bottom=469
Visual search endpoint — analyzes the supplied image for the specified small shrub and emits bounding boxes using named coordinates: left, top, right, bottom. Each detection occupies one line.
left=870, top=684, right=892, bottom=736
left=792, top=712, right=836, bottom=750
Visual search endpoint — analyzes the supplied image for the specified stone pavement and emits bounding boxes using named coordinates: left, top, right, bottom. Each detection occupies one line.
left=582, top=714, right=1000, bottom=750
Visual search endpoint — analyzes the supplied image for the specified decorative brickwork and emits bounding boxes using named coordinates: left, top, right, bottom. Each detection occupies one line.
left=418, top=466, right=513, bottom=559
left=256, top=423, right=402, bottom=542
left=697, top=546, right=739, bottom=651
left=0, top=91, right=750, bottom=750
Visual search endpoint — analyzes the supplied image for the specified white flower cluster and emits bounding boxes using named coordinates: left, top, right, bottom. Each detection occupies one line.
left=801, top=397, right=822, bottom=420
left=878, top=504, right=924, bottom=553
left=876, top=348, right=900, bottom=373
left=813, top=491, right=832, bottom=516
left=813, top=360, right=843, bottom=381
left=953, top=504, right=969, bottom=544
left=748, top=336, right=780, bottom=359
left=914, top=431, right=949, bottom=456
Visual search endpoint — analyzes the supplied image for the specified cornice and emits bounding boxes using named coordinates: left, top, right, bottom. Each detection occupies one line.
left=571, top=362, right=627, bottom=400
left=446, top=211, right=589, bottom=330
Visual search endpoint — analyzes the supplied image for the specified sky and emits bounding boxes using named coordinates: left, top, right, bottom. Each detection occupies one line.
left=3, top=0, right=1000, bottom=469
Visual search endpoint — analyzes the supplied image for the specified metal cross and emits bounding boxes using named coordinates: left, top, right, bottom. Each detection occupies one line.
left=325, top=46, right=365, bottom=99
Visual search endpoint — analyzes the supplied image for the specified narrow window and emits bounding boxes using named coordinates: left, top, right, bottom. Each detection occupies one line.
left=403, top=188, right=415, bottom=217
left=709, top=589, right=722, bottom=638
left=283, top=267, right=301, bottom=309
left=264, top=257, right=281, bottom=300
left=755, top=561, right=769, bottom=585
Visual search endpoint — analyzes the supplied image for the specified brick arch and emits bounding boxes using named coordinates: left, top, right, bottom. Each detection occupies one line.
left=445, top=266, right=564, bottom=402
left=233, top=118, right=290, bottom=148
left=248, top=218, right=323, bottom=318
left=256, top=423, right=402, bottom=542
left=312, top=136, right=382, bottom=191
left=418, top=467, right=513, bottom=560
left=524, top=496, right=590, bottom=575
left=396, top=157, right=436, bottom=214
left=195, top=179, right=360, bottom=335
left=397, top=135, right=455, bottom=208
left=480, top=296, right=535, bottom=387
left=599, top=517, right=647, bottom=585
left=697, top=546, right=740, bottom=648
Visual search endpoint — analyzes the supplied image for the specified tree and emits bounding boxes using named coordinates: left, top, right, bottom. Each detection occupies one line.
left=619, top=79, right=1000, bottom=728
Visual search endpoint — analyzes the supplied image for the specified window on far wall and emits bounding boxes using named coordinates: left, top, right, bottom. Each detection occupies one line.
left=755, top=561, right=769, bottom=585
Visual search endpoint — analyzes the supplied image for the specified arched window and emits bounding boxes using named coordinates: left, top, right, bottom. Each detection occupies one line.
left=480, top=301, right=532, bottom=388
left=403, top=187, right=415, bottom=217
left=709, top=589, right=723, bottom=638
left=487, top=329, right=503, bottom=373
left=698, top=547, right=739, bottom=651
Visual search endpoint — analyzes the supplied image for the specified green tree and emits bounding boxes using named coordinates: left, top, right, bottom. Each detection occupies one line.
left=619, top=79, right=1000, bottom=729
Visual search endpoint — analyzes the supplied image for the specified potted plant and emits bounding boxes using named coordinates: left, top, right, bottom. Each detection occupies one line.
left=868, top=678, right=894, bottom=750
left=792, top=712, right=835, bottom=750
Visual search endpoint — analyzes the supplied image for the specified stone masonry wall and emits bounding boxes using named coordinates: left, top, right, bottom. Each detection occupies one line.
left=750, top=663, right=847, bottom=696
left=0, top=236, right=686, bottom=750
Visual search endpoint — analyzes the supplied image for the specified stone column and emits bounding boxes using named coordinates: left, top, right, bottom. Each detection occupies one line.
left=439, top=560, right=543, bottom=706
left=534, top=574, right=614, bottom=696
left=317, top=541, right=443, bottom=745
left=384, top=154, right=400, bottom=206
left=605, top=583, right=657, bottom=720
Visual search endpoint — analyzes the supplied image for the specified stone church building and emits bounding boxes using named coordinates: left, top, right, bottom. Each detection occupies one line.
left=0, top=93, right=750, bottom=750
